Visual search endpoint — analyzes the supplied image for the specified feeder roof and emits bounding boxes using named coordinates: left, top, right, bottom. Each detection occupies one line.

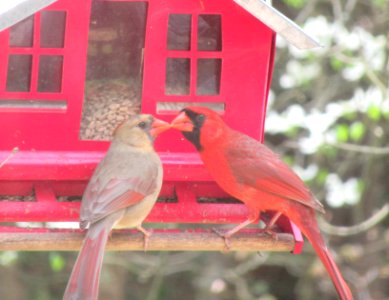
left=0, top=0, right=320, bottom=49
left=0, top=0, right=58, bottom=32
left=234, top=0, right=321, bottom=49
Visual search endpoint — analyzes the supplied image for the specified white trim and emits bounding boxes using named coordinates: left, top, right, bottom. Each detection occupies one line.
left=234, top=0, right=321, bottom=49
left=0, top=0, right=58, bottom=31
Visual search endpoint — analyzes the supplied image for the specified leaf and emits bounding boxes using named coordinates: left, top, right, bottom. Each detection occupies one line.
left=343, top=111, right=357, bottom=121
left=367, top=105, right=381, bottom=121
left=357, top=179, right=365, bottom=194
left=336, top=124, right=349, bottom=142
left=373, top=0, right=385, bottom=7
left=283, top=155, right=294, bottom=166
left=383, top=110, right=389, bottom=119
left=330, top=57, right=345, bottom=71
left=49, top=253, right=65, bottom=272
left=285, top=126, right=300, bottom=138
left=316, top=169, right=329, bottom=185
left=282, top=0, right=307, bottom=9
left=350, top=122, right=365, bottom=141
left=0, top=251, right=18, bottom=266
left=319, top=145, right=337, bottom=159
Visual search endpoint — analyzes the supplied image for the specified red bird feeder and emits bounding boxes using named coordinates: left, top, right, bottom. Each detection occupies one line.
left=0, top=0, right=318, bottom=252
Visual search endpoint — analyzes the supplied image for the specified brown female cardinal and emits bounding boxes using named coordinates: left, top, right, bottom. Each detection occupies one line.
left=63, top=115, right=170, bottom=300
left=171, top=106, right=353, bottom=300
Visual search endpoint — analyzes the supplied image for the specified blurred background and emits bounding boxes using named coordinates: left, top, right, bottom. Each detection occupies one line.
left=1, top=0, right=388, bottom=299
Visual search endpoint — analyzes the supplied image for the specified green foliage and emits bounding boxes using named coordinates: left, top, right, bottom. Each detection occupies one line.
left=251, top=281, right=270, bottom=296
left=282, top=0, right=307, bottom=9
left=343, top=111, right=358, bottom=121
left=285, top=125, right=300, bottom=138
left=282, top=155, right=295, bottom=166
left=316, top=169, right=329, bottom=185
left=367, top=104, right=381, bottom=121
left=0, top=251, right=18, bottom=266
left=49, top=252, right=65, bottom=272
left=33, top=289, right=51, bottom=300
left=335, top=124, right=349, bottom=142
left=372, top=0, right=385, bottom=8
left=330, top=57, right=345, bottom=71
left=319, top=145, right=338, bottom=159
left=349, top=121, right=365, bottom=142
left=357, top=179, right=366, bottom=194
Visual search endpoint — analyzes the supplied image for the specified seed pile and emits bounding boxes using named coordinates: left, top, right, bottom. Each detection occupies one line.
left=80, top=79, right=142, bottom=140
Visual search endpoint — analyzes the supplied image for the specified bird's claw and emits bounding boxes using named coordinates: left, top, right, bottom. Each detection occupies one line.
left=142, top=229, right=152, bottom=251
left=260, top=227, right=278, bottom=240
left=212, top=228, right=232, bottom=251
left=136, top=226, right=153, bottom=251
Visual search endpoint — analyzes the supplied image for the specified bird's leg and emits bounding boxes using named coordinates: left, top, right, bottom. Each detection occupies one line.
left=213, top=216, right=259, bottom=250
left=136, top=225, right=153, bottom=251
left=108, top=230, right=114, bottom=241
left=260, top=211, right=282, bottom=240
left=266, top=211, right=282, bottom=228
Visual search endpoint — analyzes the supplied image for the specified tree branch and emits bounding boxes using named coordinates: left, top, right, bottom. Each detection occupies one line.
left=319, top=203, right=389, bottom=236
left=326, top=142, right=389, bottom=155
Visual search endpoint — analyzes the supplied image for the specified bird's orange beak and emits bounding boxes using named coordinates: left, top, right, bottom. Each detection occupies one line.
left=150, top=118, right=171, bottom=137
left=171, top=112, right=194, bottom=132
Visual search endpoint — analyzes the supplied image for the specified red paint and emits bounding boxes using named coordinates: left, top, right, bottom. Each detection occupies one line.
left=0, top=0, right=302, bottom=253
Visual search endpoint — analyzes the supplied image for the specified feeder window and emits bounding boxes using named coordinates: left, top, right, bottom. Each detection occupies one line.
left=38, top=55, right=64, bottom=92
left=164, top=14, right=222, bottom=97
left=80, top=1, right=148, bottom=141
left=40, top=11, right=66, bottom=48
left=197, top=14, right=222, bottom=51
left=9, top=15, right=34, bottom=48
left=167, top=14, right=192, bottom=51
left=197, top=59, right=221, bottom=95
left=165, top=58, right=190, bottom=95
left=5, top=11, right=66, bottom=94
left=6, top=55, right=33, bottom=92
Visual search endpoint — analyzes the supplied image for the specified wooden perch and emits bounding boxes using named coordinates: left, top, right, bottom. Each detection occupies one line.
left=0, top=229, right=295, bottom=252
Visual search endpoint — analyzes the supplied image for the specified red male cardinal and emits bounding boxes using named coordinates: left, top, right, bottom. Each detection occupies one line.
left=63, top=115, right=170, bottom=300
left=171, top=106, right=353, bottom=300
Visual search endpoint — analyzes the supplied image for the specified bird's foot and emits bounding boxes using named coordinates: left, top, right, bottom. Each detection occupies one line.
left=136, top=226, right=153, bottom=251
left=259, top=227, right=278, bottom=240
left=108, top=230, right=114, bottom=241
left=212, top=228, right=232, bottom=251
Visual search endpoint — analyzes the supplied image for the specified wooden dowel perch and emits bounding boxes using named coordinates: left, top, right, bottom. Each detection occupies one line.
left=0, top=229, right=295, bottom=252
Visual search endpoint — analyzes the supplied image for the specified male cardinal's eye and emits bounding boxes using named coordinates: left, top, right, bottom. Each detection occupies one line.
left=197, top=114, right=205, bottom=122
left=137, top=121, right=147, bottom=129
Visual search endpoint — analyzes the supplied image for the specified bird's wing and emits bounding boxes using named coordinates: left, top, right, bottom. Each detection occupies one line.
left=225, top=132, right=324, bottom=213
left=80, top=156, right=159, bottom=227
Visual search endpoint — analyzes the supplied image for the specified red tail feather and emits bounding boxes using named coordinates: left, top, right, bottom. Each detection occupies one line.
left=300, top=221, right=353, bottom=300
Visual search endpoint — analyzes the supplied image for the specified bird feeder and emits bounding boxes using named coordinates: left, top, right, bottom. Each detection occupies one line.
left=0, top=0, right=318, bottom=252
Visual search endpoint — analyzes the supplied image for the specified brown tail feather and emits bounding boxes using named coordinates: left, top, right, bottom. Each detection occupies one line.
left=63, top=218, right=116, bottom=300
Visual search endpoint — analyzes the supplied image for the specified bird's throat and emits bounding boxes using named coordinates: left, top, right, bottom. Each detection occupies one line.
left=182, top=129, right=203, bottom=151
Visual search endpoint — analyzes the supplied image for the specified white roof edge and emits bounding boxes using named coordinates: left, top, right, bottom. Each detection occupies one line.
left=0, top=0, right=58, bottom=32
left=1, top=0, right=320, bottom=49
left=234, top=0, right=322, bottom=49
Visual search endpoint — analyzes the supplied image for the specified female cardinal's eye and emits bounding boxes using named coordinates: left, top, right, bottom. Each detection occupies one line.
left=137, top=121, right=147, bottom=129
